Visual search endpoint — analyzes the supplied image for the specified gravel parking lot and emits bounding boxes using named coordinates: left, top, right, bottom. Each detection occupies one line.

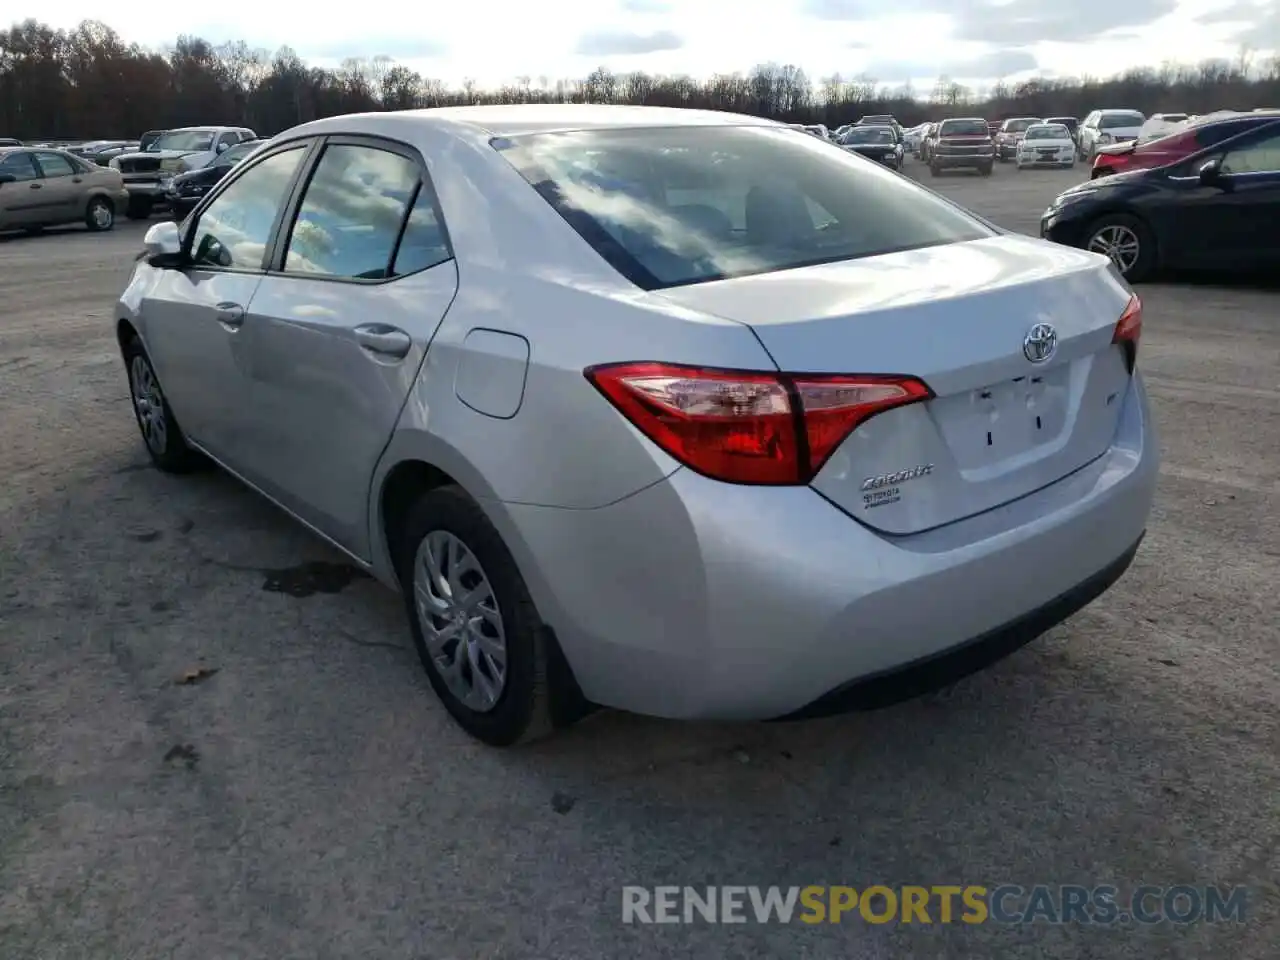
left=2, top=159, right=1277, bottom=959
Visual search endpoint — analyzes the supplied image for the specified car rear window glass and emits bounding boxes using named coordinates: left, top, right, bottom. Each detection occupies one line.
left=495, top=125, right=992, bottom=291
left=1004, top=119, right=1039, bottom=132
left=35, top=152, right=76, bottom=177
left=283, top=144, right=419, bottom=279
left=391, top=184, right=453, bottom=276
left=939, top=119, right=988, bottom=136
left=842, top=127, right=895, bottom=144
left=1100, top=112, right=1145, bottom=129
left=1024, top=126, right=1068, bottom=140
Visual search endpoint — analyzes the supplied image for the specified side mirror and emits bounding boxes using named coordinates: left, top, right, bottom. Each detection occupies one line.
left=0, top=173, right=14, bottom=185
left=215, top=142, right=229, bottom=154
left=1198, top=158, right=1223, bottom=185
left=143, top=220, right=184, bottom=268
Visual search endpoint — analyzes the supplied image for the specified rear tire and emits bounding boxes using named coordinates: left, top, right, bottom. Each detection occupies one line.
left=1084, top=212, right=1157, bottom=283
left=125, top=197, right=153, bottom=221
left=121, top=335, right=205, bottom=473
left=979, top=163, right=993, bottom=177
left=929, top=162, right=940, bottom=177
left=395, top=486, right=560, bottom=747
left=85, top=197, right=114, bottom=232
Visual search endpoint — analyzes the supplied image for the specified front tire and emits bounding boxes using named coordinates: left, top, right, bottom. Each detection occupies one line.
left=126, top=196, right=153, bottom=221
left=396, top=486, right=558, bottom=747
left=122, top=336, right=204, bottom=473
left=1084, top=212, right=1157, bottom=283
left=85, top=197, right=114, bottom=232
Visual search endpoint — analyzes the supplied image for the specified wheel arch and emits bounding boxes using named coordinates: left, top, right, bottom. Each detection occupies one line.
left=116, top=317, right=140, bottom=353
left=368, top=428, right=507, bottom=590
left=369, top=433, right=595, bottom=722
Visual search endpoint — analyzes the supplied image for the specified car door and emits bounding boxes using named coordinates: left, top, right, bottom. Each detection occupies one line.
left=1213, top=128, right=1280, bottom=267
left=139, top=141, right=314, bottom=468
left=0, top=151, right=48, bottom=226
left=237, top=136, right=459, bottom=558
left=31, top=151, right=85, bottom=224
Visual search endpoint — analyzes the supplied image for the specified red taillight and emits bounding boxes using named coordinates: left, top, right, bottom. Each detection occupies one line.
left=584, top=362, right=932, bottom=485
left=1112, top=294, right=1142, bottom=371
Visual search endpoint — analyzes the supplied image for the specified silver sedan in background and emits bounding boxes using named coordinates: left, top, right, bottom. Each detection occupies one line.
left=114, top=105, right=1158, bottom=746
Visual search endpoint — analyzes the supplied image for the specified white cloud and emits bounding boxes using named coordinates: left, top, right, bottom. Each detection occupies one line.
left=30, top=0, right=1269, bottom=88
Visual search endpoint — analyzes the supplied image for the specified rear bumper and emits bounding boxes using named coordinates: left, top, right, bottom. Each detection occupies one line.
left=496, top=373, right=1158, bottom=720
left=781, top=530, right=1142, bottom=719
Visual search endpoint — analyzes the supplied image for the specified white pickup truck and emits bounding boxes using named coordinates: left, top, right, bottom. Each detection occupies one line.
left=109, top=126, right=257, bottom=219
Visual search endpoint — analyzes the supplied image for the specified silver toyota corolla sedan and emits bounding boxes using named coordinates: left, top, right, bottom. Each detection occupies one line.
left=115, top=105, right=1158, bottom=746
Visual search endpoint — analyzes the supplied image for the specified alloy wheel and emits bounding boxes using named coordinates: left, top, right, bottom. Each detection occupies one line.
left=413, top=530, right=508, bottom=712
left=91, top=200, right=112, bottom=229
left=1087, top=224, right=1141, bottom=275
left=129, top=354, right=168, bottom=455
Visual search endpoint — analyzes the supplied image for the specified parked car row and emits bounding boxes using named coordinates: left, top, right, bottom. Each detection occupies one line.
left=0, top=127, right=265, bottom=235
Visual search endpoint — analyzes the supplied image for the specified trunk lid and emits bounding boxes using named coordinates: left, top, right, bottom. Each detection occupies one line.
left=656, top=234, right=1136, bottom=535
left=1096, top=141, right=1137, bottom=156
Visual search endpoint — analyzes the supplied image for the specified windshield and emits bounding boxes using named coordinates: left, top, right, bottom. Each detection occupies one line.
left=1024, top=125, right=1068, bottom=140
left=496, top=125, right=992, bottom=291
left=843, top=127, right=895, bottom=144
left=150, top=130, right=217, bottom=153
left=1100, top=112, right=1145, bottom=130
left=218, top=141, right=258, bottom=166
left=939, top=119, right=988, bottom=136
left=1004, top=118, right=1040, bottom=133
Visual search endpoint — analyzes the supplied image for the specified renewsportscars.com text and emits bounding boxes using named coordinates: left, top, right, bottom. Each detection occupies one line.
left=621, top=885, right=1248, bottom=925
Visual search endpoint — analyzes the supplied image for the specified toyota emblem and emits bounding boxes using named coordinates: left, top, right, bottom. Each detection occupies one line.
left=1023, top=322, right=1058, bottom=364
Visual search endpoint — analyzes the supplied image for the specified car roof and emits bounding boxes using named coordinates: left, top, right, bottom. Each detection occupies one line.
left=285, top=105, right=782, bottom=141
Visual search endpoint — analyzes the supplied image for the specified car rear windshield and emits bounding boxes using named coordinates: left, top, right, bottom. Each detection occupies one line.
left=842, top=127, right=895, bottom=144
left=1025, top=126, right=1069, bottom=140
left=939, top=119, right=988, bottom=136
left=1100, top=112, right=1145, bottom=129
left=495, top=125, right=993, bottom=291
left=1004, top=118, right=1039, bottom=132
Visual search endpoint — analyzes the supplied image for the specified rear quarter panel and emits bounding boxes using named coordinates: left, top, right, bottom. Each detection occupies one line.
left=369, top=121, right=778, bottom=506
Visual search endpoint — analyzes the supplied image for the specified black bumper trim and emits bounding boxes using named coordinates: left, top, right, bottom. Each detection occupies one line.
left=775, top=532, right=1145, bottom=721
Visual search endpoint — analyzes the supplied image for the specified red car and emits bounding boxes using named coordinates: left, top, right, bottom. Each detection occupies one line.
left=1091, top=112, right=1280, bottom=179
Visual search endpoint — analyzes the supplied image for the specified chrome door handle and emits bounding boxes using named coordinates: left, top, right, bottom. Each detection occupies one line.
left=29, top=182, right=41, bottom=189
left=214, top=302, right=244, bottom=327
left=354, top=324, right=411, bottom=359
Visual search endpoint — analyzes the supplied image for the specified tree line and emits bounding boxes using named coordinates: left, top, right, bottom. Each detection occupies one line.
left=3, top=18, right=1279, bottom=141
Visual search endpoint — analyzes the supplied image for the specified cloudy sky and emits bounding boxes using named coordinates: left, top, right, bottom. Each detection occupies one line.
left=37, top=0, right=1277, bottom=89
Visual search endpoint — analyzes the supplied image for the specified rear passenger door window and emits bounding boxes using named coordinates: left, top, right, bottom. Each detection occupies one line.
left=34, top=152, right=76, bottom=178
left=391, top=185, right=452, bottom=276
left=1221, top=131, right=1280, bottom=174
left=282, top=143, right=421, bottom=279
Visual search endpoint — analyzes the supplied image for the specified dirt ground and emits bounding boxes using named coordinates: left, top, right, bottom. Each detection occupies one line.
left=1, top=160, right=1277, bottom=959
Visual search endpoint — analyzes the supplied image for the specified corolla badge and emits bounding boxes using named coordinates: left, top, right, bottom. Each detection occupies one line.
left=1023, top=322, right=1058, bottom=364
